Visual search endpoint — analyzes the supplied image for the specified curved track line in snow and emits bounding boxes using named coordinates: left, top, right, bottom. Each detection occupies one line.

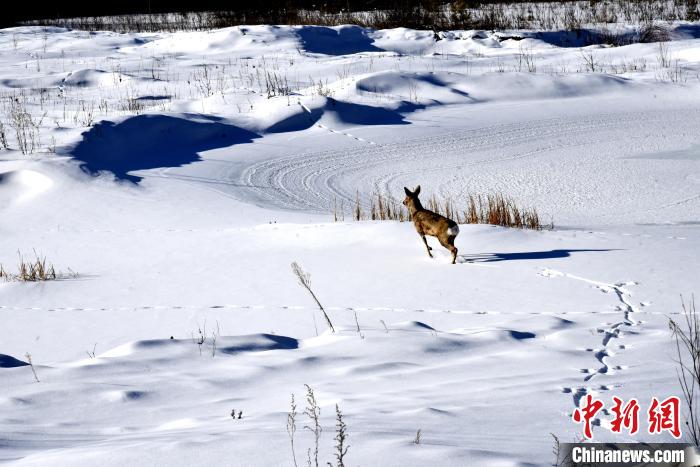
left=240, top=116, right=606, bottom=211
left=231, top=108, right=700, bottom=223
left=298, top=101, right=378, bottom=145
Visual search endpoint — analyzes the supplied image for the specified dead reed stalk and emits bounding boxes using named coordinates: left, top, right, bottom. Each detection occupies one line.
left=1, top=252, right=57, bottom=282
left=291, top=262, right=335, bottom=333
left=335, top=189, right=549, bottom=230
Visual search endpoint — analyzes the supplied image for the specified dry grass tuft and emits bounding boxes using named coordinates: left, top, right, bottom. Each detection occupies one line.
left=638, top=22, right=671, bottom=43
left=18, top=255, right=56, bottom=281
left=337, top=189, right=550, bottom=230
left=0, top=251, right=75, bottom=282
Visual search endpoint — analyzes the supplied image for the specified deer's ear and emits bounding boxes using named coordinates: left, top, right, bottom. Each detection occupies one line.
left=404, top=187, right=411, bottom=196
left=414, top=185, right=421, bottom=195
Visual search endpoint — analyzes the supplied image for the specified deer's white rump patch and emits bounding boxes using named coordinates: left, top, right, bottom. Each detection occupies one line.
left=448, top=225, right=460, bottom=236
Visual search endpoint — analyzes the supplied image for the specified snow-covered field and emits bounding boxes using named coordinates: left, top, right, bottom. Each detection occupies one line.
left=1, top=22, right=699, bottom=466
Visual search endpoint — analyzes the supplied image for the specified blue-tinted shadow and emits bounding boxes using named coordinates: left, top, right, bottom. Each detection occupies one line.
left=297, top=25, right=382, bottom=55
left=66, top=114, right=260, bottom=183
left=461, top=249, right=615, bottom=263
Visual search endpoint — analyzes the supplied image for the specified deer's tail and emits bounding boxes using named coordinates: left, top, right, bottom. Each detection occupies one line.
left=447, top=224, right=459, bottom=237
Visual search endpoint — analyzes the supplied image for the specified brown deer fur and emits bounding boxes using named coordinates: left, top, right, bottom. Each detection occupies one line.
left=403, top=185, right=459, bottom=264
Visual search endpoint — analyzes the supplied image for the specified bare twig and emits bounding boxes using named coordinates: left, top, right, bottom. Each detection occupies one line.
left=333, top=404, right=349, bottom=467
left=380, top=320, right=389, bottom=333
left=303, top=384, right=322, bottom=467
left=287, top=394, right=299, bottom=467
left=354, top=312, right=364, bottom=339
left=291, top=262, right=335, bottom=333
left=669, top=295, right=700, bottom=445
left=413, top=428, right=422, bottom=444
left=192, top=320, right=206, bottom=355
left=25, top=353, right=39, bottom=382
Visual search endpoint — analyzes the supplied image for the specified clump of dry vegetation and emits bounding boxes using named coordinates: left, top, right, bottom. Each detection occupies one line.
left=669, top=295, right=700, bottom=445
left=8, top=98, right=41, bottom=155
left=340, top=189, right=550, bottom=230
left=286, top=384, right=349, bottom=467
left=0, top=121, right=9, bottom=150
left=358, top=190, right=409, bottom=223
left=0, top=251, right=75, bottom=282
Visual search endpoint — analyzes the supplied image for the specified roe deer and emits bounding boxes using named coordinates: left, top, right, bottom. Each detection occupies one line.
left=403, top=185, right=459, bottom=264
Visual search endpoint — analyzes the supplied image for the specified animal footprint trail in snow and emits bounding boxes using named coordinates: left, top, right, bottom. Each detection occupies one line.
left=539, top=268, right=646, bottom=435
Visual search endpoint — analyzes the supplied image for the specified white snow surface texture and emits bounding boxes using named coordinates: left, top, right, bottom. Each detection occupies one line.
left=1, top=22, right=700, bottom=466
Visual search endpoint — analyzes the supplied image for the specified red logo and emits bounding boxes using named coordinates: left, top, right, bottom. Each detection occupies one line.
left=648, top=396, right=681, bottom=439
left=610, top=397, right=640, bottom=435
left=572, top=394, right=604, bottom=439
left=572, top=395, right=681, bottom=439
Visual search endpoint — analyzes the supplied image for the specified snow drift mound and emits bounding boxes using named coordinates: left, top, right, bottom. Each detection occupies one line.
left=0, top=169, right=53, bottom=206
left=2, top=69, right=139, bottom=90
left=60, top=69, right=137, bottom=88
left=357, top=71, right=634, bottom=105
left=98, top=334, right=299, bottom=360
left=132, top=26, right=299, bottom=55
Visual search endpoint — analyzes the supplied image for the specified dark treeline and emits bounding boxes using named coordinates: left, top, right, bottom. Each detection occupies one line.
left=3, top=0, right=575, bottom=28
left=4, top=0, right=699, bottom=32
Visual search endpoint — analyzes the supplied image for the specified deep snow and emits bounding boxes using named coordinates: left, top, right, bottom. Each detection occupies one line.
left=1, top=23, right=699, bottom=466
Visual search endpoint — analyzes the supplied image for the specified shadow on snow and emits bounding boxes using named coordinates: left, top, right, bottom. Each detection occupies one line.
left=267, top=98, right=409, bottom=133
left=0, top=354, right=29, bottom=368
left=296, top=25, right=382, bottom=55
left=66, top=114, right=260, bottom=183
left=460, top=249, right=616, bottom=263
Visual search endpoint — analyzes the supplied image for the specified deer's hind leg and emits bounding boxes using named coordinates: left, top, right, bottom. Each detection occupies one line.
left=420, top=234, right=433, bottom=258
left=438, top=234, right=458, bottom=264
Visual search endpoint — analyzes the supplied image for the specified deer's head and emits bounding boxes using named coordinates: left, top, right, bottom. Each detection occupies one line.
left=403, top=185, right=422, bottom=211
